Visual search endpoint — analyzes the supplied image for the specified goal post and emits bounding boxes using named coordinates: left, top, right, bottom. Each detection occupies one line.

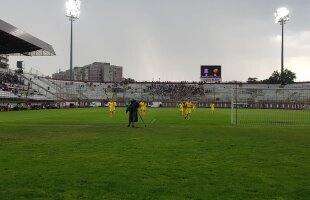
left=231, top=87, right=310, bottom=126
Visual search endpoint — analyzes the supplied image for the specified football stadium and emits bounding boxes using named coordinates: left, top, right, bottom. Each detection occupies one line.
left=0, top=1, right=310, bottom=200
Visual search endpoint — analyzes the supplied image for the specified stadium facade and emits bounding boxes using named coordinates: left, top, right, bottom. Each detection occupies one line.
left=52, top=62, right=123, bottom=82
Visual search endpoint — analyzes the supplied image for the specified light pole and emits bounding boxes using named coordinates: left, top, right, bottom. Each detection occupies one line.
left=66, top=0, right=81, bottom=80
left=274, top=7, right=289, bottom=84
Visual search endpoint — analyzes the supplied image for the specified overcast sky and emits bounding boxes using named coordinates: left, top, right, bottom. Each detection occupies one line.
left=2, top=0, right=310, bottom=82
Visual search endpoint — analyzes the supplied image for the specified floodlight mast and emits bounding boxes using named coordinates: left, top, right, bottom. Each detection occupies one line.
left=275, top=7, right=289, bottom=85
left=66, top=0, right=81, bottom=81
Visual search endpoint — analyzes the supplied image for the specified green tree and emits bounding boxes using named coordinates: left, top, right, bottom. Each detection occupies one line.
left=268, top=71, right=281, bottom=84
left=281, top=69, right=296, bottom=84
left=251, top=69, right=296, bottom=84
left=123, top=78, right=136, bottom=84
left=247, top=77, right=258, bottom=83
left=267, top=69, right=296, bottom=84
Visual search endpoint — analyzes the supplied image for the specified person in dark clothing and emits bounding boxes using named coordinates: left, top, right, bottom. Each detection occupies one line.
left=126, top=99, right=140, bottom=128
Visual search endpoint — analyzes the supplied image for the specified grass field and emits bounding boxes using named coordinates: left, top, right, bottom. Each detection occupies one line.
left=235, top=108, right=310, bottom=125
left=0, top=108, right=309, bottom=200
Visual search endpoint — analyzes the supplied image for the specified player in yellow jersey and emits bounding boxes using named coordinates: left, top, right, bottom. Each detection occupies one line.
left=139, top=100, right=146, bottom=116
left=178, top=102, right=184, bottom=116
left=144, top=102, right=147, bottom=112
left=192, top=103, right=196, bottom=112
left=108, top=100, right=116, bottom=116
left=210, top=103, right=215, bottom=114
left=184, top=99, right=193, bottom=120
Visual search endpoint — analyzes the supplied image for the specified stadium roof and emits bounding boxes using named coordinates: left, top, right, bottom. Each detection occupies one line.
left=0, top=19, right=56, bottom=56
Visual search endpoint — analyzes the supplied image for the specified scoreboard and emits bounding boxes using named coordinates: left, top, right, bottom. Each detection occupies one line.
left=201, top=65, right=221, bottom=78
left=200, top=65, right=222, bottom=83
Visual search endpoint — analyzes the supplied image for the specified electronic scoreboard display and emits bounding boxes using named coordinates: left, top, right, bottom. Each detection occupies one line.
left=200, top=65, right=222, bottom=78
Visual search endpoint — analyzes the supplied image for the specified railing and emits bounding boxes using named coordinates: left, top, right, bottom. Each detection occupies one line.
left=20, top=73, right=61, bottom=100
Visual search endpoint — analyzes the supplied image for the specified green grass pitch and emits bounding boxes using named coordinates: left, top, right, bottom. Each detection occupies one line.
left=0, top=108, right=309, bottom=200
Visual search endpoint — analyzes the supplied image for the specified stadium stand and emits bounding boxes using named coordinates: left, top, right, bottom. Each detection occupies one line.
left=4, top=73, right=307, bottom=107
left=0, top=18, right=56, bottom=111
left=1, top=68, right=310, bottom=111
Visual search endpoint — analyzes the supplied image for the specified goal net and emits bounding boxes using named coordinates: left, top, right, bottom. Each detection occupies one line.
left=231, top=87, right=310, bottom=126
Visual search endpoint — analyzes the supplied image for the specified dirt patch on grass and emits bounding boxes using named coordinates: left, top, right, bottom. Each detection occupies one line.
left=0, top=135, right=19, bottom=143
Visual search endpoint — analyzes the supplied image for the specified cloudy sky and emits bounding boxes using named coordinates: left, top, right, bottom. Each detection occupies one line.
left=1, top=0, right=310, bottom=82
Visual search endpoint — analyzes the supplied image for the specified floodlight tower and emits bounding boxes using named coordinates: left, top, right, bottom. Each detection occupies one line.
left=66, top=0, right=81, bottom=80
left=274, top=7, right=289, bottom=84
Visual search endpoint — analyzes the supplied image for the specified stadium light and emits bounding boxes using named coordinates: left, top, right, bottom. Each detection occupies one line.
left=66, top=0, right=81, bottom=80
left=274, top=7, right=289, bottom=85
left=274, top=7, right=289, bottom=24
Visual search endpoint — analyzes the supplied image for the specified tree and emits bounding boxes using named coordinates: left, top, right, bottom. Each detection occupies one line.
left=267, top=69, right=296, bottom=84
left=247, top=77, right=258, bottom=83
left=268, top=71, right=281, bottom=84
left=246, top=69, right=296, bottom=84
left=123, top=78, right=136, bottom=84
left=281, top=69, right=296, bottom=84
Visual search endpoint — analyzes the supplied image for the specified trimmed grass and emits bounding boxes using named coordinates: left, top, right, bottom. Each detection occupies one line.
left=236, top=109, right=310, bottom=125
left=0, top=108, right=309, bottom=200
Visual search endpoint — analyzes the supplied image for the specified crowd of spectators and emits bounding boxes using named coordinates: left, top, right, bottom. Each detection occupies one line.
left=0, top=72, right=39, bottom=97
left=0, top=71, right=23, bottom=85
left=148, top=83, right=204, bottom=98
left=1, top=83, right=19, bottom=95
